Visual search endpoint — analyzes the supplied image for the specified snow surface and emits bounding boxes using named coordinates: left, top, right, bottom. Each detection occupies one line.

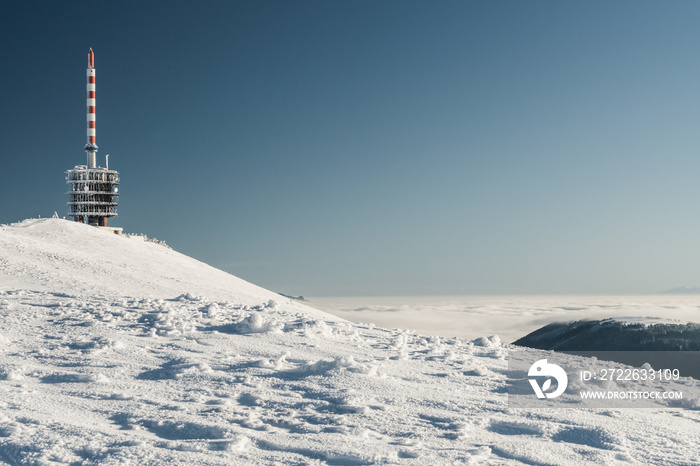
left=0, top=219, right=699, bottom=465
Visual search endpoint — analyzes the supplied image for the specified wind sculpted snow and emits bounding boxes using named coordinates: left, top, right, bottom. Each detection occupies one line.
left=0, top=219, right=699, bottom=464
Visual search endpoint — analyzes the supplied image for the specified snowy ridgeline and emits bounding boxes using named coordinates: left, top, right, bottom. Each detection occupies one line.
left=0, top=219, right=699, bottom=464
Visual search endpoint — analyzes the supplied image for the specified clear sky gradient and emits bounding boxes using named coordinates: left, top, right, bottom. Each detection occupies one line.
left=2, top=1, right=700, bottom=296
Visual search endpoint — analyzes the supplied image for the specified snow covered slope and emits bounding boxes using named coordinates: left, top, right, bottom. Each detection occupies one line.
left=0, top=219, right=329, bottom=319
left=0, top=219, right=699, bottom=465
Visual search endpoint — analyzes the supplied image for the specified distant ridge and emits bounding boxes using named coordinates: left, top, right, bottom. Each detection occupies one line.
left=660, top=286, right=700, bottom=294
left=513, top=318, right=700, bottom=352
left=513, top=318, right=700, bottom=378
left=278, top=292, right=309, bottom=302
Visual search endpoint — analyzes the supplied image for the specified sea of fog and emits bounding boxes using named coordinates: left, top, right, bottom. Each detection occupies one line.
left=312, top=295, right=700, bottom=344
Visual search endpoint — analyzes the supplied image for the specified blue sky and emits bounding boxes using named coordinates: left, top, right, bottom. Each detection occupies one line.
left=2, top=1, right=700, bottom=296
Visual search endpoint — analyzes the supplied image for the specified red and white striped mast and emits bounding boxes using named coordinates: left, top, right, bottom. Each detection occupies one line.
left=85, top=48, right=97, bottom=168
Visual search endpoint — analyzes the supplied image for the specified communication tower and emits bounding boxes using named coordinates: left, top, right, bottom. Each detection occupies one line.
left=66, top=49, right=119, bottom=227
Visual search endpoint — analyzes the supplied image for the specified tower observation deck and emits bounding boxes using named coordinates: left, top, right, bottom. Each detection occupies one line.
left=66, top=49, right=119, bottom=227
left=66, top=166, right=119, bottom=226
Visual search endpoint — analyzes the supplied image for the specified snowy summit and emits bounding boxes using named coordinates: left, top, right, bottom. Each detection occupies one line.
left=0, top=218, right=699, bottom=464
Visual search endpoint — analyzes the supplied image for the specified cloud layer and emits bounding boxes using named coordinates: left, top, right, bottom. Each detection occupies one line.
left=313, top=295, right=700, bottom=344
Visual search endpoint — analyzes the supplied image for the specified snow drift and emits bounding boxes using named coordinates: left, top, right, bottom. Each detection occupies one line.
left=0, top=219, right=698, bottom=465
